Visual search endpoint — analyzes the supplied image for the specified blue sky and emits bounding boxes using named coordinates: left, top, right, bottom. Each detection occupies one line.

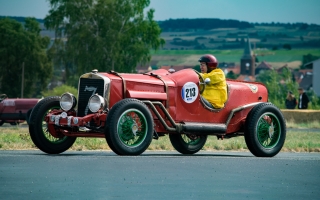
left=0, top=0, right=319, bottom=24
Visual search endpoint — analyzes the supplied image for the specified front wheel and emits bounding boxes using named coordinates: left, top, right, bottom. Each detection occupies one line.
left=169, top=134, right=207, bottom=154
left=244, top=103, right=286, bottom=157
left=28, top=96, right=76, bottom=154
left=105, top=99, right=154, bottom=155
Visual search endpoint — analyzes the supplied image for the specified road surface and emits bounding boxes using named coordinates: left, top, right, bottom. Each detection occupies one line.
left=0, top=150, right=319, bottom=200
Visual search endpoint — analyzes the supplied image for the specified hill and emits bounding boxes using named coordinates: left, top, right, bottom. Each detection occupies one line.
left=158, top=19, right=320, bottom=51
left=152, top=19, right=320, bottom=68
left=2, top=16, right=320, bottom=68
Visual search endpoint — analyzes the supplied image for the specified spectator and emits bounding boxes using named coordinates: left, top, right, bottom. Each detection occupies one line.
left=285, top=91, right=297, bottom=109
left=298, top=87, right=309, bottom=109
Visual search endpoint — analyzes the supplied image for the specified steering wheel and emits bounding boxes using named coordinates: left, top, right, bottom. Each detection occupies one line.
left=0, top=94, right=7, bottom=102
left=193, top=70, right=206, bottom=94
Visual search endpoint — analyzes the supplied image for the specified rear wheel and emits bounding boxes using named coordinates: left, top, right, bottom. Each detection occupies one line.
left=169, top=134, right=207, bottom=154
left=28, top=96, right=76, bottom=154
left=0, top=120, right=4, bottom=126
left=105, top=99, right=154, bottom=155
left=245, top=103, right=286, bottom=157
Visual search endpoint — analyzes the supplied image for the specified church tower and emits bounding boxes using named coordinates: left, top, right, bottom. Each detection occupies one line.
left=240, top=37, right=255, bottom=76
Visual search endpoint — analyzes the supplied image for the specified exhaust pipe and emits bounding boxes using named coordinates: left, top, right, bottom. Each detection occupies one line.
left=182, top=122, right=226, bottom=134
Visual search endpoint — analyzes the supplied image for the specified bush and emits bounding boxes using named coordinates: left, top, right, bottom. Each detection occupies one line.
left=41, top=84, right=78, bottom=97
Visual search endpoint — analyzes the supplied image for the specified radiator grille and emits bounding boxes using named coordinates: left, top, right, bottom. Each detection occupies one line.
left=78, top=78, right=105, bottom=117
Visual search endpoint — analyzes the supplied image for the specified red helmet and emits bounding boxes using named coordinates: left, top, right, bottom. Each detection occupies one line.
left=198, top=54, right=218, bottom=69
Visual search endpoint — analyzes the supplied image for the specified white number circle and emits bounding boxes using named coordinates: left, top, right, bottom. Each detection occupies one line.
left=181, top=82, right=199, bottom=103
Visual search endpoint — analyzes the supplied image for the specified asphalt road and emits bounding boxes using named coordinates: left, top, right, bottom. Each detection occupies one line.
left=0, top=150, right=320, bottom=200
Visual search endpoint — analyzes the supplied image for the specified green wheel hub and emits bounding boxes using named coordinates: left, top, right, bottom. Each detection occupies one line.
left=256, top=113, right=281, bottom=148
left=181, top=134, right=201, bottom=145
left=117, top=109, right=148, bottom=147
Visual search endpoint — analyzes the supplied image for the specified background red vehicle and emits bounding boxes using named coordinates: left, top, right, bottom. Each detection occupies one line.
left=0, top=94, right=39, bottom=126
left=28, top=69, right=286, bottom=157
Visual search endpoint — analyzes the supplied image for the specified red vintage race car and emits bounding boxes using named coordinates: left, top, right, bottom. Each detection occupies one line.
left=0, top=94, right=39, bottom=126
left=28, top=68, right=286, bottom=157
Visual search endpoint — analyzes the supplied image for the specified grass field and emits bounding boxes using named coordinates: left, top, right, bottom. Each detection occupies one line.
left=150, top=49, right=320, bottom=68
left=1, top=124, right=319, bottom=153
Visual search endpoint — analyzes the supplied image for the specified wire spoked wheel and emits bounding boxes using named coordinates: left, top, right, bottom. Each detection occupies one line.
left=256, top=113, right=281, bottom=148
left=105, top=99, right=154, bottom=155
left=169, top=133, right=207, bottom=154
left=245, top=103, right=286, bottom=157
left=117, top=109, right=148, bottom=147
left=28, top=96, right=76, bottom=154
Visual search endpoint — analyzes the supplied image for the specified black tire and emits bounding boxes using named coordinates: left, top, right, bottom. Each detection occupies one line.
left=169, top=134, right=207, bottom=154
left=28, top=96, right=76, bottom=154
left=105, top=98, right=154, bottom=155
left=244, top=103, right=286, bottom=157
left=0, top=120, right=4, bottom=126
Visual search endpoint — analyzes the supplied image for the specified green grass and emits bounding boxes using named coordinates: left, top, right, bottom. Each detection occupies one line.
left=1, top=126, right=319, bottom=153
left=152, top=49, right=320, bottom=57
left=150, top=49, right=320, bottom=65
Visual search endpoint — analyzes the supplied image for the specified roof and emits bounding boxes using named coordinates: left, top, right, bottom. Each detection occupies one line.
left=256, top=61, right=272, bottom=70
left=241, top=37, right=253, bottom=59
left=160, top=65, right=193, bottom=72
left=293, top=69, right=313, bottom=84
left=277, top=64, right=292, bottom=73
left=236, top=75, right=256, bottom=82
left=299, top=73, right=313, bottom=90
left=225, top=65, right=240, bottom=74
left=303, top=58, right=320, bottom=67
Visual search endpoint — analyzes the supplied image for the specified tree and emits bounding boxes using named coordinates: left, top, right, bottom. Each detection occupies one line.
left=0, top=18, right=52, bottom=98
left=226, top=70, right=239, bottom=80
left=282, top=44, right=292, bottom=50
left=256, top=69, right=298, bottom=108
left=45, top=0, right=165, bottom=86
left=300, top=54, right=320, bottom=69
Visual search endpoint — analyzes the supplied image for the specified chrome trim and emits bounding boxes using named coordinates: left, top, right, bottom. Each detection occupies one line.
left=143, top=73, right=169, bottom=109
left=77, top=71, right=111, bottom=111
left=142, top=100, right=264, bottom=134
left=225, top=102, right=263, bottom=126
left=108, top=71, right=126, bottom=99
left=142, top=100, right=178, bottom=132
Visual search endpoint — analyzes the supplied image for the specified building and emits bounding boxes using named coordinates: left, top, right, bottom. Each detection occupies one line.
left=255, top=61, right=272, bottom=74
left=304, top=58, right=320, bottom=96
left=240, top=37, right=255, bottom=76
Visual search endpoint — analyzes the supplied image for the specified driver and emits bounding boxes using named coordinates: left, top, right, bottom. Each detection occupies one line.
left=198, top=54, right=227, bottom=109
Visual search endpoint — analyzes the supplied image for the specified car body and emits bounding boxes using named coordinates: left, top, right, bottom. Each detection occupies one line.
left=0, top=94, right=39, bottom=126
left=28, top=68, right=286, bottom=157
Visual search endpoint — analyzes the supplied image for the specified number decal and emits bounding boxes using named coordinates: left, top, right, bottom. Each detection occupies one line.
left=181, top=82, right=198, bottom=103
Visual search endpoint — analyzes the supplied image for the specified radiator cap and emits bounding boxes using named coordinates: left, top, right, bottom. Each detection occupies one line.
left=92, top=69, right=98, bottom=74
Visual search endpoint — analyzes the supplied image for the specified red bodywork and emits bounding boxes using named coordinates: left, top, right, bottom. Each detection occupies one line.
left=0, top=96, right=39, bottom=125
left=45, top=68, right=268, bottom=138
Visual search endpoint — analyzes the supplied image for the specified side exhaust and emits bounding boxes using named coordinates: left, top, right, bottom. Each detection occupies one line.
left=182, top=122, right=226, bottom=134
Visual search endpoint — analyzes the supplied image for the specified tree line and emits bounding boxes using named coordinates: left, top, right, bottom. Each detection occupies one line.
left=0, top=0, right=164, bottom=97
left=159, top=18, right=253, bottom=31
left=157, top=18, right=320, bottom=32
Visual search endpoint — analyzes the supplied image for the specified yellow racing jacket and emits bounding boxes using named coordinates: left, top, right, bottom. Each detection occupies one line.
left=200, top=68, right=227, bottom=108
